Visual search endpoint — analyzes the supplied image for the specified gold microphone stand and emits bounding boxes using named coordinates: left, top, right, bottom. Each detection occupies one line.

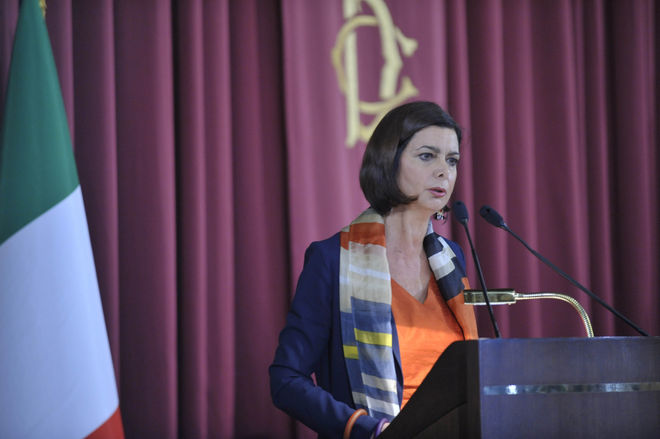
left=464, top=289, right=594, bottom=337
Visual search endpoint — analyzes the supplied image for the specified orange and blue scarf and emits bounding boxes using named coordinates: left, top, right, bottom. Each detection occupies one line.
left=339, top=208, right=477, bottom=420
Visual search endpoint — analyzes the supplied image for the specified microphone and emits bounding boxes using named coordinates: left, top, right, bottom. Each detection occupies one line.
left=452, top=201, right=501, bottom=338
left=479, top=205, right=649, bottom=336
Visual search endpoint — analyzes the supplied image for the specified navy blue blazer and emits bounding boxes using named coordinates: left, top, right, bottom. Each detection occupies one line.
left=269, top=232, right=467, bottom=439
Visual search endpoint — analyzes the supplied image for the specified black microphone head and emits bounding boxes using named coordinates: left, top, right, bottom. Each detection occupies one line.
left=479, top=205, right=506, bottom=228
left=452, top=200, right=469, bottom=225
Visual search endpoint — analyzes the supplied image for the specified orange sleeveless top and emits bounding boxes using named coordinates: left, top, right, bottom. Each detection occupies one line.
left=391, top=277, right=465, bottom=408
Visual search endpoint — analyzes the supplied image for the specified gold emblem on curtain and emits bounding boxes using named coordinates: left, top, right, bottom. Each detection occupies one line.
left=332, top=0, right=419, bottom=148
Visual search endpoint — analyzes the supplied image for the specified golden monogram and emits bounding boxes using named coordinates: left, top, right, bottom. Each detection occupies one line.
left=332, top=0, right=419, bottom=147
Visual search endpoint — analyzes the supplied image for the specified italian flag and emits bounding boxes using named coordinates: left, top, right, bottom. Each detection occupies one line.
left=0, top=0, right=123, bottom=437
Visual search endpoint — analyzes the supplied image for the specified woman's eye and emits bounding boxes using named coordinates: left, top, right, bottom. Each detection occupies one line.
left=419, top=153, right=434, bottom=161
left=447, top=157, right=459, bottom=166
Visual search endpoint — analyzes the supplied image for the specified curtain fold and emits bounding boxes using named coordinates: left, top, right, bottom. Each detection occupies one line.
left=498, top=0, right=542, bottom=336
left=198, top=1, right=237, bottom=436
left=0, top=2, right=19, bottom=108
left=113, top=1, right=179, bottom=436
left=0, top=1, right=657, bottom=437
left=581, top=0, right=617, bottom=335
left=175, top=1, right=213, bottom=436
left=229, top=1, right=291, bottom=437
left=527, top=0, right=590, bottom=337
left=71, top=0, right=122, bottom=372
left=609, top=0, right=658, bottom=332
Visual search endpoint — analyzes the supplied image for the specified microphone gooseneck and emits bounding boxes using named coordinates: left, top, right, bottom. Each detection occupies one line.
left=452, top=201, right=501, bottom=338
left=479, top=205, right=649, bottom=337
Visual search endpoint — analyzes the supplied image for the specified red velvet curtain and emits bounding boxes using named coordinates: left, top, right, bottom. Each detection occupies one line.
left=0, top=1, right=657, bottom=438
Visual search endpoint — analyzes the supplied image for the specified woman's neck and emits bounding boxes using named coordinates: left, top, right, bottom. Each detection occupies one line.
left=384, top=206, right=434, bottom=302
left=384, top=206, right=432, bottom=252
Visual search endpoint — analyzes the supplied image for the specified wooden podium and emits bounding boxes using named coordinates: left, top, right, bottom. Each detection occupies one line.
left=378, top=337, right=660, bottom=438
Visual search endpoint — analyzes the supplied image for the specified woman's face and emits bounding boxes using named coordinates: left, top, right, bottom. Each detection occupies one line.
left=396, top=125, right=459, bottom=215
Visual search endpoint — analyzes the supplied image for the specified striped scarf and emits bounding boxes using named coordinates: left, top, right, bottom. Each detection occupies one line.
left=339, top=208, right=470, bottom=420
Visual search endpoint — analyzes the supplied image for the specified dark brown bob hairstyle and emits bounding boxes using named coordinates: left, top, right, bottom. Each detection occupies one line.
left=359, top=101, right=462, bottom=215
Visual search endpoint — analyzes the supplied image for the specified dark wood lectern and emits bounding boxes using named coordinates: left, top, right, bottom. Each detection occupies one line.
left=379, top=337, right=660, bottom=438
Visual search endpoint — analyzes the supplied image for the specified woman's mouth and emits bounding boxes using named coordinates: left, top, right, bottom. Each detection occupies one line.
left=429, top=187, right=447, bottom=198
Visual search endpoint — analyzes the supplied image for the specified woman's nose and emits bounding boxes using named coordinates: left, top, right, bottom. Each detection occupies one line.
left=436, top=162, right=447, bottom=177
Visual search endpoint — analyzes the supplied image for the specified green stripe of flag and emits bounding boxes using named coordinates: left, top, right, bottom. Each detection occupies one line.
left=0, top=0, right=79, bottom=245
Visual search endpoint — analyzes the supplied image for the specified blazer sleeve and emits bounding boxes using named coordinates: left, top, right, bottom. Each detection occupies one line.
left=269, top=239, right=379, bottom=438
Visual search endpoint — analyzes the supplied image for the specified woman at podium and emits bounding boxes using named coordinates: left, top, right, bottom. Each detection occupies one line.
left=270, top=101, right=478, bottom=438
